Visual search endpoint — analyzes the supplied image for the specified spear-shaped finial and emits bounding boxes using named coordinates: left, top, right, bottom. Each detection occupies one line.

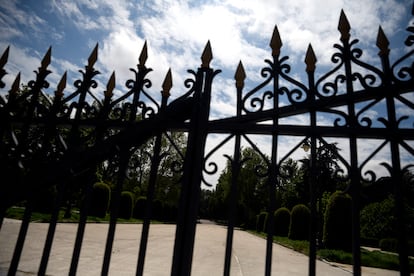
left=55, top=72, right=67, bottom=99
left=201, top=41, right=213, bottom=68
left=10, top=72, right=21, bottom=95
left=270, top=25, right=283, bottom=58
left=305, top=44, right=317, bottom=72
left=376, top=26, right=390, bottom=57
left=0, top=46, right=9, bottom=69
left=338, top=10, right=351, bottom=42
left=41, top=47, right=52, bottom=71
left=162, top=68, right=172, bottom=98
left=138, top=41, right=148, bottom=69
left=105, top=71, right=116, bottom=98
left=235, top=61, right=246, bottom=89
left=87, top=43, right=98, bottom=70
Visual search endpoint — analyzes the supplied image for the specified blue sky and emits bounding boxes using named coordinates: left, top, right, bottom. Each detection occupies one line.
left=1, top=0, right=413, bottom=185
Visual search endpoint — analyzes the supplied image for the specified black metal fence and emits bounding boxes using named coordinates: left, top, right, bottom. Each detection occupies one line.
left=1, top=6, right=413, bottom=276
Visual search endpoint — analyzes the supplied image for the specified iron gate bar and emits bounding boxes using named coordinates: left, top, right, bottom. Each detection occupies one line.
left=136, top=69, right=172, bottom=276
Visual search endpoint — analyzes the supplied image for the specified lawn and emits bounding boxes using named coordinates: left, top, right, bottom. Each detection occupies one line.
left=250, top=230, right=414, bottom=272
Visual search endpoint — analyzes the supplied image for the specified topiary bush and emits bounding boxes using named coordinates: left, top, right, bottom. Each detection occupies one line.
left=274, top=207, right=290, bottom=237
left=256, top=211, right=268, bottom=232
left=288, top=204, right=310, bottom=240
left=89, top=182, right=111, bottom=218
left=32, top=185, right=57, bottom=214
left=360, top=196, right=396, bottom=241
left=133, top=196, right=147, bottom=219
left=379, top=238, right=398, bottom=253
left=119, top=191, right=134, bottom=220
left=323, top=191, right=352, bottom=251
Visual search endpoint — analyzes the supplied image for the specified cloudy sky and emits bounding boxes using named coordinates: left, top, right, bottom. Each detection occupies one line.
left=1, top=0, right=413, bottom=185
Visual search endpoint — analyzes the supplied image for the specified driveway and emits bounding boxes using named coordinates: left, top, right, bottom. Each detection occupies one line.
left=0, top=219, right=398, bottom=275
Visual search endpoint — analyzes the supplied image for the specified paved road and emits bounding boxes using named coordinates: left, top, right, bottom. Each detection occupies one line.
left=0, top=219, right=399, bottom=275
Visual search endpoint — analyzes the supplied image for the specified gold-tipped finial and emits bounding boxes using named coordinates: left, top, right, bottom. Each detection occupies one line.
left=305, top=44, right=317, bottom=72
left=235, top=61, right=246, bottom=89
left=55, top=71, right=67, bottom=98
left=201, top=41, right=213, bottom=68
left=41, top=47, right=52, bottom=70
left=0, top=46, right=9, bottom=68
left=105, top=71, right=116, bottom=98
left=87, top=43, right=98, bottom=70
left=162, top=68, right=173, bottom=98
left=338, top=10, right=351, bottom=42
left=270, top=25, right=283, bottom=58
left=139, top=41, right=148, bottom=68
left=376, top=26, right=389, bottom=57
left=10, top=72, right=20, bottom=95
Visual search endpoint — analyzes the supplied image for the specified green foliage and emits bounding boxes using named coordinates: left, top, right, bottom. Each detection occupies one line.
left=288, top=204, right=310, bottom=240
left=256, top=211, right=268, bottom=232
left=379, top=238, right=398, bottom=253
left=360, top=196, right=396, bottom=241
left=133, top=196, right=147, bottom=219
left=274, top=207, right=290, bottom=237
left=323, top=191, right=352, bottom=251
left=212, top=147, right=270, bottom=228
left=119, top=191, right=134, bottom=220
left=32, top=185, right=57, bottom=214
left=89, top=182, right=111, bottom=218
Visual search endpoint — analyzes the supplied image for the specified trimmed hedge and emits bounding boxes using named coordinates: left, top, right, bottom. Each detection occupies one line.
left=256, top=211, right=268, bottom=232
left=323, top=191, right=352, bottom=251
left=274, top=207, right=290, bottom=237
left=133, top=196, right=147, bottom=219
left=119, top=191, right=134, bottom=219
left=90, top=182, right=111, bottom=218
left=288, top=204, right=310, bottom=240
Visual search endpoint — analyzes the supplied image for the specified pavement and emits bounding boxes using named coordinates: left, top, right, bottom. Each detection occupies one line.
left=0, top=218, right=401, bottom=275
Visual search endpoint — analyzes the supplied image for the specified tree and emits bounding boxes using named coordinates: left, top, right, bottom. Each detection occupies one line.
left=211, top=147, right=269, bottom=228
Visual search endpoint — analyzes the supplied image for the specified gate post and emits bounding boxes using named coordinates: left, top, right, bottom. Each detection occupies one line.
left=171, top=42, right=219, bottom=276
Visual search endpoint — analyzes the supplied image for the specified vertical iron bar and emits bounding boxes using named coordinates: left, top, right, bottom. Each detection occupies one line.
left=68, top=175, right=94, bottom=276
left=38, top=181, right=67, bottom=276
left=342, top=34, right=362, bottom=276
left=223, top=62, right=243, bottom=276
left=171, top=66, right=213, bottom=276
left=378, top=35, right=410, bottom=275
left=7, top=203, right=33, bottom=276
left=265, top=139, right=277, bottom=276
left=135, top=134, right=162, bottom=276
left=306, top=54, right=317, bottom=276
left=223, top=134, right=240, bottom=276
left=38, top=80, right=67, bottom=276
left=136, top=81, right=170, bottom=275
left=101, top=148, right=130, bottom=275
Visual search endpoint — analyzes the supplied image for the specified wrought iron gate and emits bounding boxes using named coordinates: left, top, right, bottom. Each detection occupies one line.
left=1, top=6, right=413, bottom=276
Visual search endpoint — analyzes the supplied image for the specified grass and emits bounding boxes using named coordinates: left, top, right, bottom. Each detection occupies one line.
left=250, top=230, right=414, bottom=272
left=5, top=206, right=144, bottom=223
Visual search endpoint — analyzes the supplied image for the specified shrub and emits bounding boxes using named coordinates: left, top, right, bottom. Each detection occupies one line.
left=323, top=191, right=352, bottom=251
left=288, top=204, right=310, bottom=240
left=133, top=196, right=147, bottom=219
left=360, top=196, right=396, bottom=241
left=89, top=182, right=111, bottom=218
left=119, top=191, right=134, bottom=220
left=32, top=185, right=57, bottom=214
left=274, top=207, right=290, bottom=237
left=256, top=211, right=268, bottom=232
left=379, top=238, right=398, bottom=253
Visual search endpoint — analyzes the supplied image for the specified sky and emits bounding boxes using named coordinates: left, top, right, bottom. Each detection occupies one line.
left=0, top=0, right=413, bottom=187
